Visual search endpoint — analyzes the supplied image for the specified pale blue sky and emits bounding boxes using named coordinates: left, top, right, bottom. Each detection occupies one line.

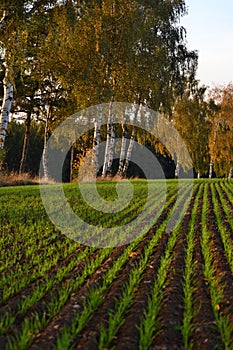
left=180, top=0, right=233, bottom=88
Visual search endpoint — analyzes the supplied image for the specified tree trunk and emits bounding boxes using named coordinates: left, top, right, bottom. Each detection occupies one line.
left=107, top=122, right=115, bottom=174
left=209, top=120, right=220, bottom=179
left=0, top=67, right=13, bottom=149
left=175, top=161, right=180, bottom=178
left=19, top=112, right=31, bottom=175
left=118, top=114, right=127, bottom=177
left=70, top=143, right=74, bottom=182
left=0, top=9, right=7, bottom=28
left=92, top=104, right=102, bottom=175
left=42, top=107, right=50, bottom=181
left=197, top=171, right=201, bottom=179
left=102, top=98, right=114, bottom=177
left=228, top=166, right=233, bottom=179
left=209, top=161, right=213, bottom=178
left=123, top=127, right=135, bottom=177
left=122, top=104, right=140, bottom=177
left=0, top=10, right=13, bottom=150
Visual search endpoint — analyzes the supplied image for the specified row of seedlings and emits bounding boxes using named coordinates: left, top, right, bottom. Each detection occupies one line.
left=2, top=183, right=179, bottom=349
left=200, top=184, right=233, bottom=349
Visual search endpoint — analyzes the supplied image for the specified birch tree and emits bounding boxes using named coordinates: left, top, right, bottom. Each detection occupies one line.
left=41, top=105, right=50, bottom=181
left=0, top=0, right=62, bottom=152
left=116, top=0, right=197, bottom=176
left=122, top=104, right=141, bottom=177
left=92, top=104, right=103, bottom=174
left=40, top=0, right=198, bottom=178
left=0, top=8, right=14, bottom=149
left=0, top=65, right=13, bottom=149
left=107, top=121, right=116, bottom=174
left=102, top=98, right=114, bottom=177
left=173, top=86, right=211, bottom=178
left=118, top=110, right=128, bottom=177
left=208, top=84, right=233, bottom=178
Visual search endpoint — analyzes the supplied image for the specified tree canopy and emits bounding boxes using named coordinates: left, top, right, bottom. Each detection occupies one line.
left=0, top=1, right=232, bottom=178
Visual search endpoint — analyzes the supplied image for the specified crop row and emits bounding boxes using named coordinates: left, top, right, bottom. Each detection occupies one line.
left=0, top=179, right=233, bottom=349
left=0, top=181, right=180, bottom=348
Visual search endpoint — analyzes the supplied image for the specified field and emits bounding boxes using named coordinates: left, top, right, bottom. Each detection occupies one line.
left=0, top=179, right=233, bottom=350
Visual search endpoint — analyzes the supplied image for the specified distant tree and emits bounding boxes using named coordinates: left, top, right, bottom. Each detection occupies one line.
left=173, top=86, right=212, bottom=178
left=208, top=83, right=233, bottom=178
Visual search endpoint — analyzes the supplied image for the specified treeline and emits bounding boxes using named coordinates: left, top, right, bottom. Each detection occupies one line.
left=0, top=1, right=232, bottom=179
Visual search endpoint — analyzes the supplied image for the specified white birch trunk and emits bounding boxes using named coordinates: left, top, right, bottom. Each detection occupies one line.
left=42, top=107, right=50, bottom=181
left=92, top=104, right=102, bottom=174
left=209, top=120, right=220, bottom=179
left=197, top=172, right=201, bottom=179
left=0, top=67, right=13, bottom=149
left=0, top=9, right=13, bottom=149
left=175, top=161, right=180, bottom=178
left=118, top=114, right=127, bottom=177
left=123, top=128, right=135, bottom=176
left=102, top=98, right=114, bottom=177
left=70, top=143, right=74, bottom=182
left=228, top=166, right=233, bottom=179
left=0, top=9, right=7, bottom=28
left=209, top=161, right=213, bottom=178
left=122, top=104, right=140, bottom=177
left=107, top=123, right=115, bottom=174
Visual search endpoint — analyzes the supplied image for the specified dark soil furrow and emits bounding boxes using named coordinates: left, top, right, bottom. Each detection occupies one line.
left=151, top=240, right=185, bottom=349
left=151, top=194, right=198, bottom=349
left=214, top=183, right=233, bottom=238
left=0, top=245, right=96, bottom=315
left=0, top=246, right=119, bottom=350
left=75, top=231, right=171, bottom=350
left=220, top=181, right=233, bottom=202
left=0, top=246, right=120, bottom=347
left=29, top=195, right=178, bottom=350
left=111, top=230, right=171, bottom=350
left=190, top=184, right=223, bottom=349
left=0, top=192, right=171, bottom=318
left=207, top=185, right=233, bottom=325
left=111, top=186, right=199, bottom=350
left=0, top=235, right=74, bottom=281
left=219, top=182, right=233, bottom=211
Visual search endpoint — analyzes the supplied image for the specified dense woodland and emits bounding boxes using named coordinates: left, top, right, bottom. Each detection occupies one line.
left=0, top=0, right=232, bottom=180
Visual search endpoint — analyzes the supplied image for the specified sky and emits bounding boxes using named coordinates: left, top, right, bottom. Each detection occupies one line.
left=180, top=0, right=233, bottom=88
